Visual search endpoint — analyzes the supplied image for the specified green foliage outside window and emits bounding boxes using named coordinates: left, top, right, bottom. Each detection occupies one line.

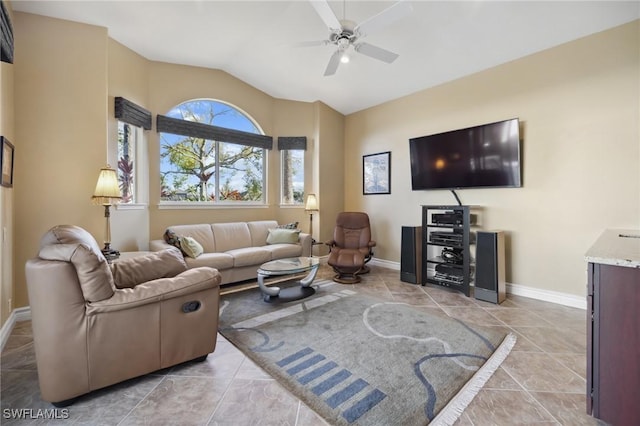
left=159, top=100, right=265, bottom=202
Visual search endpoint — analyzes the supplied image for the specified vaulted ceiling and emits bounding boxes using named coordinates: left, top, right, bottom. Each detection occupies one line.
left=12, top=1, right=640, bottom=114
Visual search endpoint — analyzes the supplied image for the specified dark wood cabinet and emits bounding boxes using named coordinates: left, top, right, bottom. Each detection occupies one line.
left=587, top=249, right=640, bottom=425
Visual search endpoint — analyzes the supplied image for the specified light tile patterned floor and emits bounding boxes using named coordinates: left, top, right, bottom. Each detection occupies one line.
left=1, top=264, right=605, bottom=425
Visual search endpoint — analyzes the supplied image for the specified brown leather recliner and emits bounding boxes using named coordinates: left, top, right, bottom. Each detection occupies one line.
left=25, top=225, right=222, bottom=407
left=325, top=212, right=376, bottom=283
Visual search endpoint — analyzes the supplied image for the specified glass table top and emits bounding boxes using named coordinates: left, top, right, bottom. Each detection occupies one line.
left=258, top=257, right=320, bottom=274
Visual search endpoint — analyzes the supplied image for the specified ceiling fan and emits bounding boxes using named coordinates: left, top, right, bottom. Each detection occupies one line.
left=300, top=0, right=413, bottom=76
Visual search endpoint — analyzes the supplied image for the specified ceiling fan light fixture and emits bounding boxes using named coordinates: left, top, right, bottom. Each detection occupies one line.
left=307, top=0, right=413, bottom=76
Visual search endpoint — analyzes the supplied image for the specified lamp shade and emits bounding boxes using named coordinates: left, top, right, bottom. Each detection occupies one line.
left=92, top=166, right=122, bottom=204
left=305, top=194, right=319, bottom=211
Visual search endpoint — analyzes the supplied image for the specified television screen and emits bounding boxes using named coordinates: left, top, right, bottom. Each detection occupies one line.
left=409, top=118, right=521, bottom=190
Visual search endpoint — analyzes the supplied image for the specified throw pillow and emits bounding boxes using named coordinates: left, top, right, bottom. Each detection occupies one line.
left=163, top=228, right=182, bottom=250
left=180, top=236, right=204, bottom=258
left=266, top=228, right=301, bottom=244
left=277, top=221, right=299, bottom=230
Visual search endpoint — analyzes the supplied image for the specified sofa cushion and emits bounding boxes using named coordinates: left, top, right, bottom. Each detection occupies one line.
left=264, top=243, right=304, bottom=259
left=212, top=222, right=252, bottom=252
left=110, top=248, right=187, bottom=289
left=40, top=224, right=104, bottom=255
left=266, top=228, right=301, bottom=244
left=39, top=243, right=115, bottom=302
left=38, top=225, right=115, bottom=302
left=168, top=224, right=216, bottom=253
left=247, top=221, right=279, bottom=247
left=226, top=247, right=271, bottom=267
left=180, top=237, right=204, bottom=259
left=184, top=252, right=234, bottom=270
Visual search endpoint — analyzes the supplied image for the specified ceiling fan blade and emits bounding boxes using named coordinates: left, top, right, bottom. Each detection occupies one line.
left=309, top=0, right=342, bottom=32
left=354, top=0, right=413, bottom=38
left=292, top=40, right=329, bottom=48
left=355, top=42, right=399, bottom=64
left=324, top=50, right=342, bottom=76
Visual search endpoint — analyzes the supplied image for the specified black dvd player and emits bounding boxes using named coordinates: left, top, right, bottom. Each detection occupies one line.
left=432, top=213, right=462, bottom=225
left=429, top=231, right=463, bottom=245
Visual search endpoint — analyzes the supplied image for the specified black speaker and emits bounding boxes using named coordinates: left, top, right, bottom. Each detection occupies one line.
left=400, top=226, right=422, bottom=284
left=475, top=231, right=506, bottom=304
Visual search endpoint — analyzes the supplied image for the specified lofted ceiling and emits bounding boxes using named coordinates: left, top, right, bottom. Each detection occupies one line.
left=11, top=1, right=640, bottom=115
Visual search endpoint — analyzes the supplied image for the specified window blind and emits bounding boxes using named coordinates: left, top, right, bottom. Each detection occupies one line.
left=115, top=97, right=152, bottom=130
left=156, top=114, right=273, bottom=149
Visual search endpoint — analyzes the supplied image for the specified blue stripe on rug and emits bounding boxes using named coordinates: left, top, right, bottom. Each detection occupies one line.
left=342, top=389, right=387, bottom=423
left=287, top=354, right=326, bottom=375
left=276, top=347, right=388, bottom=423
left=276, top=347, right=313, bottom=367
left=326, top=378, right=368, bottom=408
left=298, top=361, right=338, bottom=385
left=312, top=369, right=351, bottom=395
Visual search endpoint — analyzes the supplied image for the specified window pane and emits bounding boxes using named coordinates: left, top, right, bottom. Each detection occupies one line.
left=160, top=133, right=216, bottom=201
left=219, top=142, right=264, bottom=201
left=159, top=99, right=265, bottom=203
left=117, top=121, right=135, bottom=203
left=281, top=149, right=304, bottom=205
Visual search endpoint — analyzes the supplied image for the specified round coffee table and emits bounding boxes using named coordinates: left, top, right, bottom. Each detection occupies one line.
left=257, top=257, right=320, bottom=303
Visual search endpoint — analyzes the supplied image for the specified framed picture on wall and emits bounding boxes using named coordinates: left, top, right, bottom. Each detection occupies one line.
left=1, top=136, right=14, bottom=188
left=363, top=151, right=391, bottom=195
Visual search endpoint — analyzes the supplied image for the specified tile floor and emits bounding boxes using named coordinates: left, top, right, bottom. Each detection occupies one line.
left=1, top=264, right=605, bottom=425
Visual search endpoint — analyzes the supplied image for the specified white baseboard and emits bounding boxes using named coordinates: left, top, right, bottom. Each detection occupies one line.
left=370, top=258, right=585, bottom=309
left=0, top=307, right=32, bottom=352
left=506, top=283, right=586, bottom=310
left=370, top=258, right=400, bottom=270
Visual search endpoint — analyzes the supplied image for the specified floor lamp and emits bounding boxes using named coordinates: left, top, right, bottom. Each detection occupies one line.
left=305, top=194, right=319, bottom=243
left=92, top=165, right=122, bottom=260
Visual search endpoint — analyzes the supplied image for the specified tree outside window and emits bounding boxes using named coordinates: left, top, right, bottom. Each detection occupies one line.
left=281, top=149, right=304, bottom=204
left=159, top=100, right=265, bottom=202
left=117, top=121, right=137, bottom=203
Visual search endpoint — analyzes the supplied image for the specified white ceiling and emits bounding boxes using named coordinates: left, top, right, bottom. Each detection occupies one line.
left=12, top=1, right=640, bottom=115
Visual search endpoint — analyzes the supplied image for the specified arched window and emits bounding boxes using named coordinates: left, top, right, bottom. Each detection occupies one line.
left=159, top=99, right=266, bottom=203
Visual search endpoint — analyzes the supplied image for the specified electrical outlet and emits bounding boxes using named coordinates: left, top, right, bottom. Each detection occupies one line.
left=7, top=298, right=11, bottom=311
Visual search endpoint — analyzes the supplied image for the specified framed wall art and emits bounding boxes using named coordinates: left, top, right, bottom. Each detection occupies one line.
left=1, top=136, right=14, bottom=188
left=363, top=151, right=391, bottom=195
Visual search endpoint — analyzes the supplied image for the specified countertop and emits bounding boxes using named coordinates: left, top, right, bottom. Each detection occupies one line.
left=585, top=229, right=640, bottom=268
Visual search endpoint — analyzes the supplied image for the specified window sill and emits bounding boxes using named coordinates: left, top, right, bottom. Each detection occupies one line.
left=279, top=204, right=305, bottom=209
left=158, top=202, right=268, bottom=210
left=116, top=203, right=147, bottom=211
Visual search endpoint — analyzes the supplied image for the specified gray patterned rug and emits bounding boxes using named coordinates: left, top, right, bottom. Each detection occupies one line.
left=218, top=279, right=515, bottom=426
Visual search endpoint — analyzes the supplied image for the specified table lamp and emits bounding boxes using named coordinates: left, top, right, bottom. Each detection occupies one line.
left=91, top=165, right=122, bottom=259
left=305, top=193, right=319, bottom=241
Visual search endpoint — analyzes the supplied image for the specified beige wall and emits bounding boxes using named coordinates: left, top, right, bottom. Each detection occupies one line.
left=0, top=0, right=15, bottom=325
left=345, top=20, right=640, bottom=297
left=108, top=39, right=150, bottom=252
left=315, top=101, right=345, bottom=254
left=13, top=12, right=110, bottom=309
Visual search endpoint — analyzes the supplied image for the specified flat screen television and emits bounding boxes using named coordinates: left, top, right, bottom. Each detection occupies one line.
left=409, top=118, right=522, bottom=190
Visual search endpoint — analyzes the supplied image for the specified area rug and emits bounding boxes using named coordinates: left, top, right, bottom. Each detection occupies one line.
left=218, top=279, right=516, bottom=426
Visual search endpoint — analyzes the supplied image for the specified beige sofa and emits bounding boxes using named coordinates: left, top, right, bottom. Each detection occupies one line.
left=150, top=220, right=312, bottom=285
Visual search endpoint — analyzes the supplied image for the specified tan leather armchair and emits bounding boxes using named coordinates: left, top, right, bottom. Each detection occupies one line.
left=25, top=225, right=222, bottom=407
left=325, top=212, right=376, bottom=283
